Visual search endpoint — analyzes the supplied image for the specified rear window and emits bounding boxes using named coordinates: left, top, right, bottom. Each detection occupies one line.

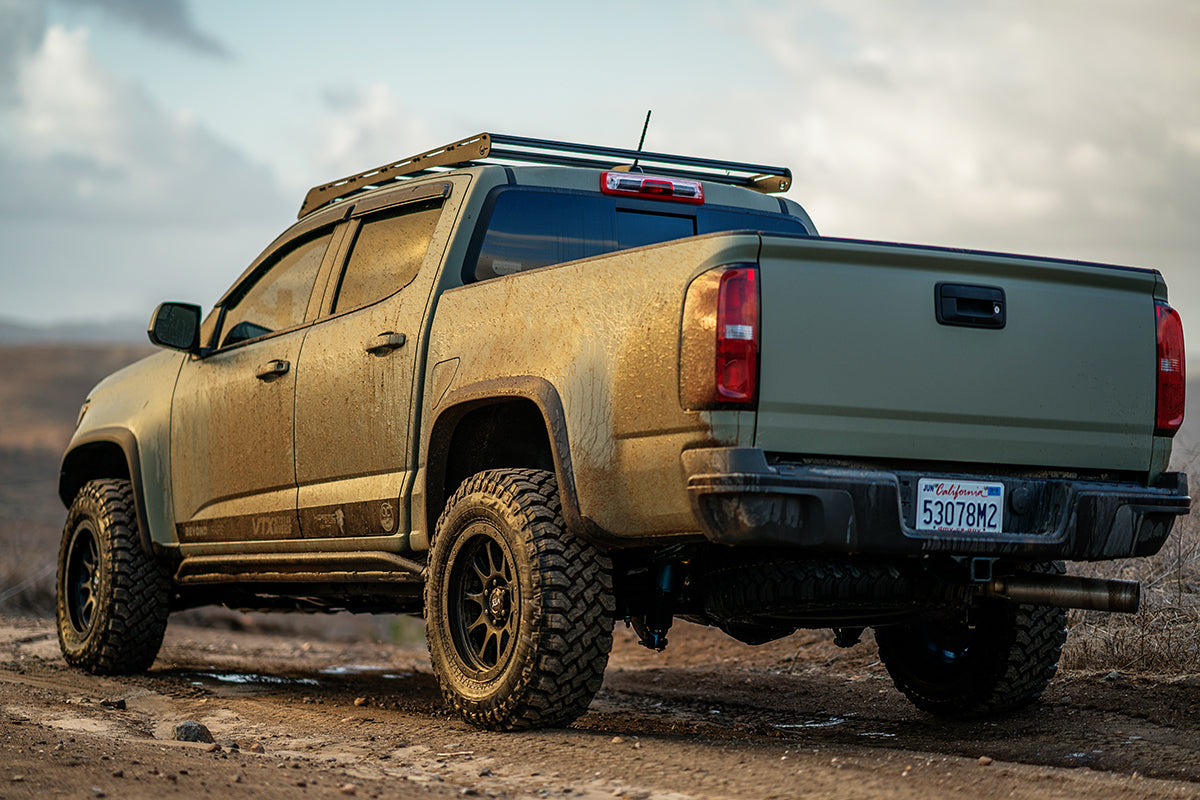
left=467, top=188, right=809, bottom=282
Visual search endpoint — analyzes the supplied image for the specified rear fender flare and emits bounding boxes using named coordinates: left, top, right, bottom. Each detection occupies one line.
left=422, top=376, right=593, bottom=545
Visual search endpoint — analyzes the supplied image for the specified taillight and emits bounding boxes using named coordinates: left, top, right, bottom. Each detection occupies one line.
left=715, top=268, right=759, bottom=402
left=680, top=265, right=760, bottom=408
left=601, top=171, right=704, bottom=204
left=1155, top=301, right=1185, bottom=436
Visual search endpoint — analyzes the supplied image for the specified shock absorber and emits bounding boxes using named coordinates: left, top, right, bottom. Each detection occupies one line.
left=629, top=560, right=683, bottom=652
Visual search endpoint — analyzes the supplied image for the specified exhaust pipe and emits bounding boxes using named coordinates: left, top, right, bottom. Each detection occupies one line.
left=983, top=574, right=1140, bottom=614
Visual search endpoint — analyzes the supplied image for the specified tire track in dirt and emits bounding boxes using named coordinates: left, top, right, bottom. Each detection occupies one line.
left=3, top=616, right=1199, bottom=800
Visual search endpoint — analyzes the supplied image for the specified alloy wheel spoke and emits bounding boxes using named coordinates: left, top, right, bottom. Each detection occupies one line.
left=451, top=531, right=520, bottom=674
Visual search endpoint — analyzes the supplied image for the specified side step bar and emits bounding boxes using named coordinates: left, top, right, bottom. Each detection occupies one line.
left=175, top=551, right=426, bottom=585
left=982, top=574, right=1140, bottom=614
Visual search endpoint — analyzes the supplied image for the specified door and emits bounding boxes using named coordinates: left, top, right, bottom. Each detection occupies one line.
left=294, top=197, right=446, bottom=538
left=171, top=228, right=335, bottom=543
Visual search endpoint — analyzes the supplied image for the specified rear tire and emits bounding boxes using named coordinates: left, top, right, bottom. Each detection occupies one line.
left=424, top=469, right=614, bottom=730
left=56, top=479, right=170, bottom=674
left=874, top=570, right=1067, bottom=717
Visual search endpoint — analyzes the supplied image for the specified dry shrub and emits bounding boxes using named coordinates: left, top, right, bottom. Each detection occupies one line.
left=1061, top=508, right=1200, bottom=674
left=0, top=528, right=57, bottom=615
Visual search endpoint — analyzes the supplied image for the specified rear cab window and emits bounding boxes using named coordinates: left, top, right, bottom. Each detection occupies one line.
left=465, top=187, right=811, bottom=283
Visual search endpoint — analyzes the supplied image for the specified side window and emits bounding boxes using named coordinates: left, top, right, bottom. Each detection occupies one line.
left=331, top=201, right=443, bottom=314
left=219, top=231, right=332, bottom=348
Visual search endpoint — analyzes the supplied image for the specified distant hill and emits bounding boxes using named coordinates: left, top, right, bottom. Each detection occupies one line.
left=0, top=316, right=148, bottom=345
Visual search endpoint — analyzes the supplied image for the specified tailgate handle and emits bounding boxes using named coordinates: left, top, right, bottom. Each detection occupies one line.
left=935, top=283, right=1006, bottom=329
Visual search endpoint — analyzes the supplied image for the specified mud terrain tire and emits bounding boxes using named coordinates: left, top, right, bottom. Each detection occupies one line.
left=425, top=469, right=615, bottom=730
left=874, top=566, right=1067, bottom=717
left=56, top=479, right=170, bottom=674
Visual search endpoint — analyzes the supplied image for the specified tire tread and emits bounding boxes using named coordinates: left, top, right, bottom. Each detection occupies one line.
left=57, top=479, right=170, bottom=674
left=426, top=469, right=614, bottom=730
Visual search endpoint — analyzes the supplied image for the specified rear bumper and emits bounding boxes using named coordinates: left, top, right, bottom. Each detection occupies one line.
left=683, top=448, right=1190, bottom=561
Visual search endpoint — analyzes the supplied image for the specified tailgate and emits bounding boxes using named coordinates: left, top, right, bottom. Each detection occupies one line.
left=754, top=236, right=1160, bottom=472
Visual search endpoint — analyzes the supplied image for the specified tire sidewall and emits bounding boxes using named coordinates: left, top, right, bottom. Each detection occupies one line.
left=56, top=487, right=115, bottom=665
left=426, top=484, right=543, bottom=720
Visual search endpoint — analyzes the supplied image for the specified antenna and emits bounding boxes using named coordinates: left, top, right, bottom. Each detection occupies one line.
left=633, top=110, right=652, bottom=169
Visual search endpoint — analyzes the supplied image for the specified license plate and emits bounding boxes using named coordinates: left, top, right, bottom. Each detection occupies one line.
left=915, top=478, right=1004, bottom=533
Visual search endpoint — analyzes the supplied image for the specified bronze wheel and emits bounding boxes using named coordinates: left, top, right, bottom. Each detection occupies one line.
left=56, top=479, right=170, bottom=674
left=425, top=469, right=614, bottom=730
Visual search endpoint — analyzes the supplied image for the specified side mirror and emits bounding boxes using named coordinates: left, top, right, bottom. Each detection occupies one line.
left=147, top=302, right=202, bottom=353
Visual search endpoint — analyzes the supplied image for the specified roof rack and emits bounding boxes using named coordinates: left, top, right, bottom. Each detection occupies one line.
left=297, top=132, right=793, bottom=219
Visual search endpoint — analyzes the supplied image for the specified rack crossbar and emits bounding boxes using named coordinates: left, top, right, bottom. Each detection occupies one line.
left=298, top=132, right=792, bottom=218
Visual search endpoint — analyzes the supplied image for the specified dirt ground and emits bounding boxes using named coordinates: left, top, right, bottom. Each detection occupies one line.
left=2, top=615, right=1199, bottom=800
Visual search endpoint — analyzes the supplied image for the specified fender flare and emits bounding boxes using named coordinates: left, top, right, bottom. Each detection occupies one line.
left=59, top=427, right=159, bottom=558
left=422, top=375, right=597, bottom=544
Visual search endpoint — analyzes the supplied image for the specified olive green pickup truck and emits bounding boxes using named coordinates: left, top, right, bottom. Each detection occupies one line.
left=56, top=133, right=1189, bottom=730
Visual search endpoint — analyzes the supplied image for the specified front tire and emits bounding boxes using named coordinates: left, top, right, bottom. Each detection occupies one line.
left=425, top=469, right=614, bottom=730
left=874, top=583, right=1067, bottom=717
left=56, top=479, right=171, bottom=674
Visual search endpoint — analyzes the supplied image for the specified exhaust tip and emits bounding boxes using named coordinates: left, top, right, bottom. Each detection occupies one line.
left=985, top=574, right=1140, bottom=614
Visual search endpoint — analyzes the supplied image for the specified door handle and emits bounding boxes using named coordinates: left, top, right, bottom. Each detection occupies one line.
left=935, top=283, right=1006, bottom=329
left=365, top=331, right=407, bottom=356
left=255, top=359, right=290, bottom=380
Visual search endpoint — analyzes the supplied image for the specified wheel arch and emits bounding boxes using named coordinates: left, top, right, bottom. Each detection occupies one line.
left=59, top=428, right=156, bottom=557
left=422, top=376, right=593, bottom=546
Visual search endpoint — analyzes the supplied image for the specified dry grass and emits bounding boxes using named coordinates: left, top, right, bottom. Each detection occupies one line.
left=0, top=451, right=66, bottom=617
left=1061, top=506, right=1200, bottom=674
left=0, top=527, right=58, bottom=615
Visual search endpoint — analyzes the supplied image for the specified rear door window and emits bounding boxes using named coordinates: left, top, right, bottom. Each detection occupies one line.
left=331, top=200, right=443, bottom=314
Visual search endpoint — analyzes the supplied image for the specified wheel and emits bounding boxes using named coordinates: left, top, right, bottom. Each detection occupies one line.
left=874, top=573, right=1067, bottom=717
left=56, top=479, right=171, bottom=674
left=424, top=469, right=614, bottom=730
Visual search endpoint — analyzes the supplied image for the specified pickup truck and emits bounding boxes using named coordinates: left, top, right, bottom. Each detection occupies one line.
left=55, top=133, right=1190, bottom=731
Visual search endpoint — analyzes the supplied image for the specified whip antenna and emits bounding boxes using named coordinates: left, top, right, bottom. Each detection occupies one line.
left=633, top=110, right=652, bottom=168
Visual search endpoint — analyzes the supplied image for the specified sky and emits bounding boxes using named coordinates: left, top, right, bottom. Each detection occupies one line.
left=1, top=0, right=1199, bottom=353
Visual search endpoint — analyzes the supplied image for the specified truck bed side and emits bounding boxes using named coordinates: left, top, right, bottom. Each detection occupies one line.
left=422, top=233, right=761, bottom=541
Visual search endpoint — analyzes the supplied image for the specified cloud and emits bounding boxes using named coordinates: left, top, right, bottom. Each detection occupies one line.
left=57, top=0, right=228, bottom=57
left=743, top=0, right=1200, bottom=265
left=0, top=23, right=286, bottom=224
left=0, top=0, right=45, bottom=101
left=0, top=17, right=289, bottom=323
left=312, top=83, right=436, bottom=179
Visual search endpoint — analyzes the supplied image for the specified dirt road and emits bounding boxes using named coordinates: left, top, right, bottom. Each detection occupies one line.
left=2, top=615, right=1199, bottom=800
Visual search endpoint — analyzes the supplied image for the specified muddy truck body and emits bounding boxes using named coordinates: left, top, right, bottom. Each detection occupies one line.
left=56, top=133, right=1189, bottom=729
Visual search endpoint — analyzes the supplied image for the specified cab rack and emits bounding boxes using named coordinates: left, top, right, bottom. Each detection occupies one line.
left=298, top=132, right=793, bottom=218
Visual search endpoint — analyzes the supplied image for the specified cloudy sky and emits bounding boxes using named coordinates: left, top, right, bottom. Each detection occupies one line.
left=2, top=0, right=1198, bottom=352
